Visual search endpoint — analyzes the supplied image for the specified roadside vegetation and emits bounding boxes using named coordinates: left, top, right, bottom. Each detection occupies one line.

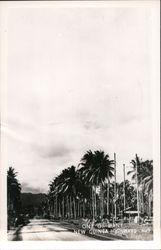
left=48, top=150, right=153, bottom=221
left=7, top=150, right=153, bottom=240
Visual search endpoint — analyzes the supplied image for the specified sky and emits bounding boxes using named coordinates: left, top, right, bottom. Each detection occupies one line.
left=3, top=4, right=154, bottom=193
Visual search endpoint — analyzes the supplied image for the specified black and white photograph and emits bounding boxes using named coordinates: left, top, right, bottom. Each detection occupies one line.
left=0, top=0, right=160, bottom=249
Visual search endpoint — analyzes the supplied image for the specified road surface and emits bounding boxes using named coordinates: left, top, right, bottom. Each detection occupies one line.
left=9, top=219, right=97, bottom=241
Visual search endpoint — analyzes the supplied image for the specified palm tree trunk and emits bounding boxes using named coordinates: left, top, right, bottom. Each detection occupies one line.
left=58, top=200, right=61, bottom=218
left=140, top=179, right=144, bottom=214
left=100, top=183, right=104, bottom=218
left=73, top=197, right=76, bottom=219
left=141, top=187, right=144, bottom=214
left=77, top=200, right=79, bottom=217
left=148, top=193, right=151, bottom=217
left=94, top=186, right=97, bottom=218
left=80, top=203, right=82, bottom=217
left=90, top=188, right=92, bottom=218
left=92, top=187, right=95, bottom=220
left=67, top=195, right=69, bottom=218
left=107, top=177, right=110, bottom=216
left=70, top=196, right=73, bottom=218
left=53, top=199, right=55, bottom=217
left=55, top=195, right=58, bottom=218
left=62, top=196, right=64, bottom=218
left=83, top=200, right=85, bottom=218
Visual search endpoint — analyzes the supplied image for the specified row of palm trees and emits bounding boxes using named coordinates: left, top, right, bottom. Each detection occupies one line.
left=48, top=151, right=153, bottom=220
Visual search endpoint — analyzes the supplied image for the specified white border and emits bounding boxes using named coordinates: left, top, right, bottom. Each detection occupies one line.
left=0, top=1, right=160, bottom=249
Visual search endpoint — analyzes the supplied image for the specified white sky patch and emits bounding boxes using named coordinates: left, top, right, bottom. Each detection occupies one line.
left=3, top=6, right=153, bottom=193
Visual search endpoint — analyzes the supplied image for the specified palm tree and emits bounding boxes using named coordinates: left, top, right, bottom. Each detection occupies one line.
left=128, top=156, right=153, bottom=218
left=141, top=160, right=153, bottom=192
left=117, top=180, right=137, bottom=213
left=49, top=166, right=85, bottom=219
left=79, top=150, right=95, bottom=218
left=62, top=166, right=78, bottom=219
left=80, top=150, right=114, bottom=219
left=7, top=167, right=21, bottom=212
left=7, top=167, right=21, bottom=228
left=48, top=177, right=59, bottom=218
left=127, top=154, right=143, bottom=221
left=127, top=154, right=143, bottom=183
left=142, top=160, right=153, bottom=216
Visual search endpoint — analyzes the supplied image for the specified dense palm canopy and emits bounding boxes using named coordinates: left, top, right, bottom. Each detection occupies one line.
left=48, top=150, right=115, bottom=219
left=80, top=150, right=114, bottom=186
left=7, top=151, right=153, bottom=226
left=48, top=151, right=153, bottom=219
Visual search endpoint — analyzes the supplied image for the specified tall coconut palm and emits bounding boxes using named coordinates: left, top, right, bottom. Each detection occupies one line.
left=127, top=154, right=143, bottom=221
left=80, top=150, right=114, bottom=219
left=128, top=156, right=153, bottom=217
left=142, top=160, right=153, bottom=216
left=127, top=154, right=143, bottom=183
left=48, top=176, right=60, bottom=218
left=62, top=166, right=78, bottom=218
left=79, top=150, right=95, bottom=218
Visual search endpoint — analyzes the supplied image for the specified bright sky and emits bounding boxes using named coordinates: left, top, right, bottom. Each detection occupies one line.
left=3, top=3, right=154, bottom=193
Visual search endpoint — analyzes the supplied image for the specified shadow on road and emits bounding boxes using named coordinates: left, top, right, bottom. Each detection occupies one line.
left=12, top=225, right=23, bottom=241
